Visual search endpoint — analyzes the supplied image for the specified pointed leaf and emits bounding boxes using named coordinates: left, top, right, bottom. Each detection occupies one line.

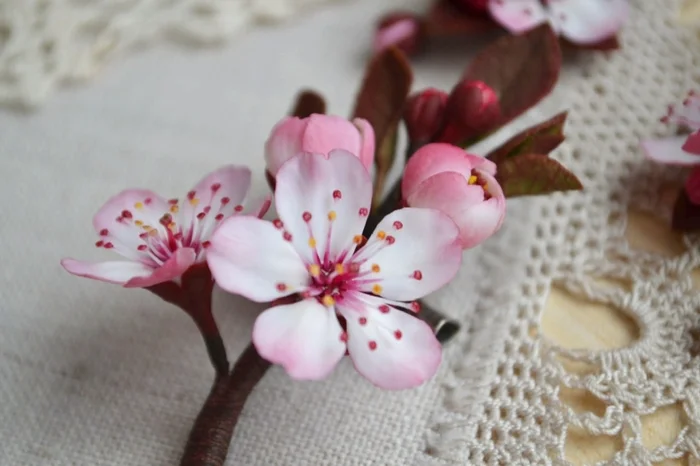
left=463, top=24, right=561, bottom=127
left=487, top=112, right=568, bottom=164
left=423, top=0, right=498, bottom=37
left=496, top=154, right=583, bottom=197
left=290, top=89, right=326, bottom=118
left=352, top=47, right=413, bottom=208
left=672, top=188, right=700, bottom=231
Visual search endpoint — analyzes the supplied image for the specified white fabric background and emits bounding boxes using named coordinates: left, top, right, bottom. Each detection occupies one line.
left=0, top=1, right=528, bottom=464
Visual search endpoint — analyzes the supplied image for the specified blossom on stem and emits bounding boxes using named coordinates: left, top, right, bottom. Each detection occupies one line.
left=62, top=166, right=270, bottom=288
left=488, top=0, right=629, bottom=45
left=438, top=80, right=501, bottom=144
left=402, top=143, right=506, bottom=249
left=265, top=114, right=375, bottom=177
left=404, top=88, right=449, bottom=144
left=207, top=151, right=462, bottom=390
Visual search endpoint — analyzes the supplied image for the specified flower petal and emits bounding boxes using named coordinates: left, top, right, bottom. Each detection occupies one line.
left=487, top=0, right=549, bottom=34
left=352, top=118, right=376, bottom=172
left=61, top=258, right=154, bottom=285
left=301, top=114, right=363, bottom=159
left=402, top=143, right=488, bottom=200
left=207, top=216, right=309, bottom=302
left=683, top=131, right=700, bottom=155
left=252, top=299, right=346, bottom=381
left=124, top=248, right=197, bottom=288
left=549, top=0, right=628, bottom=45
left=354, top=207, right=462, bottom=301
left=92, top=189, right=170, bottom=262
left=275, top=150, right=372, bottom=265
left=338, top=292, right=442, bottom=390
left=641, top=136, right=700, bottom=166
left=664, top=92, right=700, bottom=130
left=265, top=117, right=308, bottom=176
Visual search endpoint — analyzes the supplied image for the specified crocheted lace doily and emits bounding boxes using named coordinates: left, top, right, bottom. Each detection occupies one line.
left=0, top=0, right=342, bottom=108
left=422, top=1, right=700, bottom=464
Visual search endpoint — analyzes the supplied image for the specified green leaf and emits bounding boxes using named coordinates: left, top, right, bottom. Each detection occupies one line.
left=290, top=89, right=326, bottom=117
left=351, top=47, right=413, bottom=210
left=486, top=111, right=567, bottom=164
left=496, top=154, right=583, bottom=197
left=463, top=24, right=561, bottom=128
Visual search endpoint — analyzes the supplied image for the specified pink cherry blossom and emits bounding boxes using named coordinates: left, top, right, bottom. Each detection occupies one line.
left=373, top=13, right=422, bottom=55
left=642, top=91, right=700, bottom=166
left=207, top=151, right=462, bottom=390
left=265, top=114, right=375, bottom=177
left=62, top=166, right=270, bottom=288
left=402, top=143, right=506, bottom=249
left=488, top=0, right=629, bottom=45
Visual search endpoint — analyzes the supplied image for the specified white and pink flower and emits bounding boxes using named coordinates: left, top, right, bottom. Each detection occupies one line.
left=207, top=151, right=462, bottom=390
left=62, top=166, right=270, bottom=288
left=488, top=0, right=629, bottom=45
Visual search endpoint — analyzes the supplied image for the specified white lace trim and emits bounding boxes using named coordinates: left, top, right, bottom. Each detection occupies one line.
left=0, top=0, right=344, bottom=108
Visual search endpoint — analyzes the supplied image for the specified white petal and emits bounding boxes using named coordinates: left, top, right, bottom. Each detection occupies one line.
left=61, top=259, right=154, bottom=285
left=274, top=150, right=372, bottom=265
left=641, top=137, right=700, bottom=166
left=253, top=299, right=347, bottom=380
left=549, top=0, right=628, bottom=45
left=488, top=0, right=550, bottom=34
left=352, top=208, right=462, bottom=301
left=338, top=292, right=442, bottom=390
left=207, top=216, right=310, bottom=302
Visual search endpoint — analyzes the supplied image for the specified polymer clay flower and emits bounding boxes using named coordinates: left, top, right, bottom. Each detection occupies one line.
left=265, top=114, right=375, bottom=177
left=62, top=166, right=270, bottom=288
left=208, top=151, right=462, bottom=390
left=402, top=143, right=506, bottom=248
left=488, top=0, right=629, bottom=45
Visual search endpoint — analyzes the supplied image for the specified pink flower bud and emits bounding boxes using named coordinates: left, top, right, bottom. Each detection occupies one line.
left=373, top=12, right=423, bottom=56
left=265, top=114, right=375, bottom=177
left=403, top=88, right=449, bottom=144
left=401, top=143, right=505, bottom=249
left=437, top=80, right=501, bottom=145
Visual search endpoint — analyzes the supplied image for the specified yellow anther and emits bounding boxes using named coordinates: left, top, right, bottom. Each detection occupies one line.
left=134, top=220, right=144, bottom=227
left=148, top=229, right=158, bottom=237
left=134, top=202, right=144, bottom=210
left=170, top=205, right=180, bottom=213
left=468, top=175, right=478, bottom=185
left=142, top=224, right=152, bottom=231
left=377, top=231, right=386, bottom=240
left=168, top=222, right=176, bottom=231
left=322, top=295, right=336, bottom=307
left=353, top=235, right=363, bottom=244
left=308, top=237, right=317, bottom=248
left=328, top=210, right=337, bottom=221
left=335, top=263, right=345, bottom=274
left=189, top=198, right=200, bottom=207
left=372, top=284, right=383, bottom=294
left=309, top=264, right=321, bottom=277
left=371, top=264, right=380, bottom=273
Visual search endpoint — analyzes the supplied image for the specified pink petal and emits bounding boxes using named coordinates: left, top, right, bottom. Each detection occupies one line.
left=373, top=17, right=420, bottom=53
left=683, top=131, right=700, bottom=155
left=301, top=114, right=364, bottom=160
left=207, top=216, right=309, bottom=302
left=265, top=117, right=308, bottom=176
left=641, top=137, right=700, bottom=166
left=124, top=247, right=197, bottom=288
left=338, top=292, right=442, bottom=390
left=252, top=299, right=346, bottom=381
left=402, top=143, right=486, bottom=201
left=92, top=189, right=170, bottom=262
left=61, top=258, right=154, bottom=285
left=686, top=167, right=700, bottom=205
left=549, top=0, right=628, bottom=45
left=240, top=194, right=273, bottom=219
left=487, top=0, right=549, bottom=34
left=406, top=171, right=505, bottom=249
left=664, top=92, right=700, bottom=130
left=354, top=207, right=462, bottom=301
left=274, top=150, right=372, bottom=265
left=352, top=118, right=376, bottom=172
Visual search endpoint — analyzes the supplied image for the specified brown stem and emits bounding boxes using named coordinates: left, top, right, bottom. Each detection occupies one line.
left=179, top=343, right=270, bottom=466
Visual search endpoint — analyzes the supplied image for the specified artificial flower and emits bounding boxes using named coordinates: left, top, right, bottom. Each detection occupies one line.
left=373, top=12, right=423, bottom=55
left=488, top=0, right=629, bottom=46
left=207, top=151, right=462, bottom=390
left=265, top=114, right=375, bottom=177
left=402, top=143, right=506, bottom=248
left=62, top=166, right=270, bottom=288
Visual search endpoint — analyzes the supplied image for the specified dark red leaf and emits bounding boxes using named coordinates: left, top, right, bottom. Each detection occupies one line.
left=486, top=112, right=567, bottom=164
left=290, top=89, right=326, bottom=118
left=495, top=153, right=582, bottom=197
left=423, top=0, right=498, bottom=37
left=463, top=24, right=561, bottom=127
left=562, top=36, right=621, bottom=52
left=672, top=188, right=700, bottom=231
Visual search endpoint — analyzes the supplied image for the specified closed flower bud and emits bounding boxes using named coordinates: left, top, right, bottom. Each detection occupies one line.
left=403, top=88, right=449, bottom=144
left=438, top=80, right=501, bottom=145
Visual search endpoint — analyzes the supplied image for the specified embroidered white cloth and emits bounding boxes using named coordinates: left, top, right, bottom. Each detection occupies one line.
left=0, top=0, right=698, bottom=464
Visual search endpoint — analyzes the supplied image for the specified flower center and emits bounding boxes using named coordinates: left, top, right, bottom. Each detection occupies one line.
left=467, top=171, right=492, bottom=200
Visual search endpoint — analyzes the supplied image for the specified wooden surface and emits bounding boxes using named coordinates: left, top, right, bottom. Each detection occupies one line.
left=541, top=211, right=692, bottom=465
